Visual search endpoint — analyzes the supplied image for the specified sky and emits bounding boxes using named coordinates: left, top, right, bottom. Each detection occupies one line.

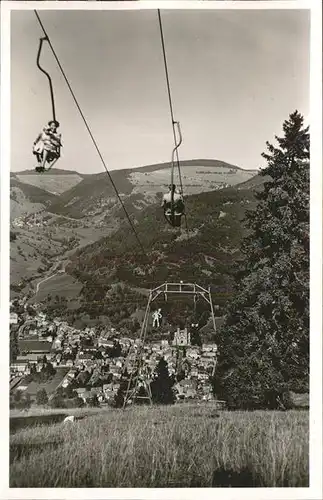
left=11, top=8, right=310, bottom=174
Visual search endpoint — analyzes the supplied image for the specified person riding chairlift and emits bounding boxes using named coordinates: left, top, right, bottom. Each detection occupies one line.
left=162, top=184, right=185, bottom=227
left=33, top=120, right=62, bottom=172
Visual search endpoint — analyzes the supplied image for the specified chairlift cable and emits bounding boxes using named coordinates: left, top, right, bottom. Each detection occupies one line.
left=157, top=9, right=189, bottom=233
left=34, top=10, right=147, bottom=258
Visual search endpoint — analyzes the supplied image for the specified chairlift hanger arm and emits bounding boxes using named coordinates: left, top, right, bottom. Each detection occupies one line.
left=36, top=36, right=56, bottom=122
left=171, top=121, right=183, bottom=168
left=170, top=121, right=183, bottom=220
left=173, top=121, right=183, bottom=150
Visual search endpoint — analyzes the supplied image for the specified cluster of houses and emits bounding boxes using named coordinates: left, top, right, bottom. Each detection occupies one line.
left=12, top=212, right=51, bottom=229
left=10, top=300, right=218, bottom=404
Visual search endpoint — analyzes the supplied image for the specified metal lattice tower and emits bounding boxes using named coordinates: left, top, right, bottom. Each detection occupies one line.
left=122, top=282, right=218, bottom=409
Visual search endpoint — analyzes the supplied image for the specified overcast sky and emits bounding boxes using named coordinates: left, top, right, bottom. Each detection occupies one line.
left=11, top=9, right=310, bottom=174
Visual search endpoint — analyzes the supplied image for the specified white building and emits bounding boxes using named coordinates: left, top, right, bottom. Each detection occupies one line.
left=10, top=313, right=18, bottom=325
left=173, top=328, right=191, bottom=346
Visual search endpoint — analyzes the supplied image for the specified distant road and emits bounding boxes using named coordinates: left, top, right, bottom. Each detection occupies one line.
left=52, top=213, right=83, bottom=223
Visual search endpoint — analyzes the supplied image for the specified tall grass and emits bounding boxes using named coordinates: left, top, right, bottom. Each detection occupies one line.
left=10, top=405, right=308, bottom=487
left=10, top=406, right=103, bottom=418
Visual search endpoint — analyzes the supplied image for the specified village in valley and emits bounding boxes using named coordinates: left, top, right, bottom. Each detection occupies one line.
left=10, top=298, right=218, bottom=408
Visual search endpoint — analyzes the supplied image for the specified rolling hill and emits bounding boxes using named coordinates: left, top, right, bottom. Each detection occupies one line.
left=11, top=160, right=256, bottom=221
left=46, top=159, right=256, bottom=220
left=10, top=160, right=260, bottom=308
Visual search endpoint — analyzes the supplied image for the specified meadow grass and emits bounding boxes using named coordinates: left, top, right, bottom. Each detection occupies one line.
left=10, top=404, right=308, bottom=488
left=10, top=405, right=104, bottom=419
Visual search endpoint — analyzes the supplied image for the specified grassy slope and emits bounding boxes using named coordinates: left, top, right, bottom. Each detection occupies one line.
left=10, top=179, right=60, bottom=207
left=47, top=170, right=134, bottom=218
left=15, top=173, right=84, bottom=196
left=30, top=273, right=83, bottom=304
left=10, top=227, right=65, bottom=287
left=236, top=172, right=271, bottom=190
left=10, top=404, right=308, bottom=487
left=20, top=368, right=69, bottom=397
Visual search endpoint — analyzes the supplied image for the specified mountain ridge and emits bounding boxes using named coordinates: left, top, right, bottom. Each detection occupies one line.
left=45, top=159, right=257, bottom=220
left=11, top=159, right=258, bottom=178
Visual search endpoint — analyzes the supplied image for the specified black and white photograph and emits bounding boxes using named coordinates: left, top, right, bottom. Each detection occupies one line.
left=1, top=0, right=322, bottom=496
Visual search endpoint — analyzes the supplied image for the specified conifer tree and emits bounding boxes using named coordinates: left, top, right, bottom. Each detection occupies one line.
left=10, top=330, right=19, bottom=363
left=114, top=378, right=129, bottom=408
left=215, top=111, right=309, bottom=409
left=36, top=389, right=48, bottom=405
left=151, top=358, right=175, bottom=404
left=191, top=324, right=202, bottom=346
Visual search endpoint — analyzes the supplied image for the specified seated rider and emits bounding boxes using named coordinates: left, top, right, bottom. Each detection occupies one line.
left=162, top=184, right=185, bottom=216
left=33, top=120, right=62, bottom=171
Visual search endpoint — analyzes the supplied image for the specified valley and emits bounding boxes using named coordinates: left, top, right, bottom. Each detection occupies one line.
left=10, top=159, right=259, bottom=309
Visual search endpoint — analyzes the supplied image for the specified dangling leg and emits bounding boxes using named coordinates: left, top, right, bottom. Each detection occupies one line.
left=41, top=149, right=49, bottom=169
left=174, top=215, right=181, bottom=228
left=35, top=153, right=45, bottom=173
left=35, top=154, right=41, bottom=170
left=164, top=209, right=173, bottom=227
left=33, top=147, right=42, bottom=171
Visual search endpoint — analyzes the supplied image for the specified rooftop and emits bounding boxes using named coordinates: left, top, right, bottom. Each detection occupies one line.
left=18, top=340, right=52, bottom=352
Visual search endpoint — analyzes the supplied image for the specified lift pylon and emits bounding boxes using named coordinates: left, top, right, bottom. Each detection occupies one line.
left=122, top=282, right=219, bottom=409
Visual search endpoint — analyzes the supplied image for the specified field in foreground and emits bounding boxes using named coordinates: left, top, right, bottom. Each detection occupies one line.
left=10, top=405, right=308, bottom=488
